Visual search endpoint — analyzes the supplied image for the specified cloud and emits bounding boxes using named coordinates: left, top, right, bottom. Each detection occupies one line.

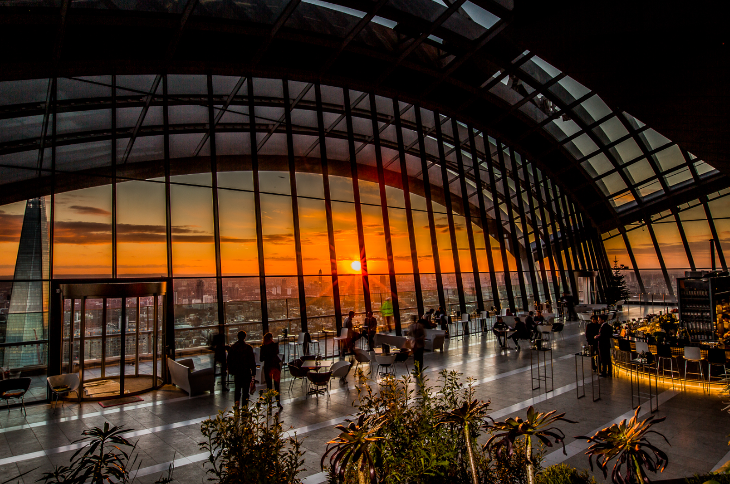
left=69, top=205, right=111, bottom=216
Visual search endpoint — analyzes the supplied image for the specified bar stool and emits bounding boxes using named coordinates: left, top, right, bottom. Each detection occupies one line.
left=656, top=344, right=679, bottom=388
left=707, top=348, right=728, bottom=387
left=288, top=333, right=306, bottom=360
left=683, top=346, right=706, bottom=392
left=334, top=328, right=349, bottom=356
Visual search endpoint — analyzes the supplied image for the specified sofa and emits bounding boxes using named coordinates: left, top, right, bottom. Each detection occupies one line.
left=424, top=329, right=446, bottom=352
left=168, top=358, right=215, bottom=397
left=374, top=334, right=407, bottom=349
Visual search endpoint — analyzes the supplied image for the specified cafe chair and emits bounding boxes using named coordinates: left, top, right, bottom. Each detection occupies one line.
left=352, top=348, right=372, bottom=375
left=307, top=331, right=321, bottom=356
left=395, top=348, right=411, bottom=373
left=287, top=359, right=308, bottom=392
left=307, top=371, right=332, bottom=398
left=683, top=346, right=706, bottom=392
left=374, top=354, right=396, bottom=377
left=551, top=322, right=565, bottom=340
left=330, top=361, right=352, bottom=387
left=0, top=377, right=32, bottom=414
left=289, top=333, right=307, bottom=360
left=707, top=348, right=728, bottom=386
left=47, top=373, right=80, bottom=411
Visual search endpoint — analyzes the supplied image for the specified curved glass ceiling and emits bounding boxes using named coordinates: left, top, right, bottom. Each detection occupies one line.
left=0, top=0, right=723, bottom=225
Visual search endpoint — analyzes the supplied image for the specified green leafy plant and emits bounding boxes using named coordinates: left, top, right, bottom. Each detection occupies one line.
left=436, top=399, right=491, bottom=484
left=485, top=406, right=575, bottom=484
left=31, top=422, right=174, bottom=484
left=321, top=414, right=385, bottom=484
left=577, top=406, right=669, bottom=484
left=199, top=390, right=304, bottom=484
left=536, top=463, right=597, bottom=484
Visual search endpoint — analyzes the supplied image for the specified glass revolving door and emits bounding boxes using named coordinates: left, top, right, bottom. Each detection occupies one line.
left=59, top=282, right=167, bottom=400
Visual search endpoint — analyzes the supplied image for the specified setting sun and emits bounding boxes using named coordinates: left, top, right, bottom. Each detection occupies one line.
left=350, top=260, right=361, bottom=271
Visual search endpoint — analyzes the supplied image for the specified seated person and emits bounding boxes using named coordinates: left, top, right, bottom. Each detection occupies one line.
left=533, top=310, right=545, bottom=324
left=525, top=311, right=537, bottom=340
left=509, top=316, right=530, bottom=350
left=492, top=317, right=509, bottom=347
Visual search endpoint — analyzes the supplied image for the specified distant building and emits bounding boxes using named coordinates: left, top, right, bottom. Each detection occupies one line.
left=3, top=198, right=49, bottom=369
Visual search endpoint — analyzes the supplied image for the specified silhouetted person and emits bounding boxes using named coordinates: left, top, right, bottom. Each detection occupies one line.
left=227, top=330, right=256, bottom=407
left=597, top=315, right=613, bottom=377
left=585, top=315, right=600, bottom=371
left=260, top=332, right=283, bottom=409
left=364, top=311, right=378, bottom=351
left=409, top=315, right=426, bottom=373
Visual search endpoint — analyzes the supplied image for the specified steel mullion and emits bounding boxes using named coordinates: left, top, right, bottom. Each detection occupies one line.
left=248, top=77, right=269, bottom=333
left=394, top=98, right=424, bottom=317
left=551, top=183, right=579, bottom=296
left=163, top=75, right=173, bottom=280
left=452, top=119, right=483, bottom=312
left=207, top=74, right=226, bottom=328
left=470, top=128, right=500, bottom=307
left=121, top=75, right=162, bottom=163
left=496, top=143, right=527, bottom=309
left=701, top=195, right=727, bottom=271
left=560, top=197, right=587, bottom=270
left=434, top=112, right=466, bottom=314
left=314, top=83, right=343, bottom=334
left=485, top=139, right=515, bottom=310
left=283, top=80, right=309, bottom=331
left=344, top=88, right=372, bottom=314
left=111, top=74, right=117, bottom=279
left=672, top=207, right=696, bottom=271
left=415, top=106, right=446, bottom=310
left=620, top=226, right=647, bottom=296
left=370, top=92, right=402, bottom=334
left=645, top=219, right=675, bottom=297
left=520, top=159, right=551, bottom=302
left=542, top=178, right=569, bottom=295
left=508, top=147, right=540, bottom=304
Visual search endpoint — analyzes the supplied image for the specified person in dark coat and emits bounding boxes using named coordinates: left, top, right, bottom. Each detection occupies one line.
left=492, top=317, right=509, bottom=347
left=596, top=315, right=613, bottom=377
left=408, top=315, right=426, bottom=373
left=364, top=311, right=378, bottom=351
left=585, top=315, right=600, bottom=371
left=211, top=331, right=229, bottom=391
left=510, top=316, right=530, bottom=349
left=260, top=332, right=283, bottom=409
left=525, top=311, right=537, bottom=340
left=227, top=330, right=257, bottom=407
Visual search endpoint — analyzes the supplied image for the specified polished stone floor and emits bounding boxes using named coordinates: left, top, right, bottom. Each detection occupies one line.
left=2, top=311, right=728, bottom=483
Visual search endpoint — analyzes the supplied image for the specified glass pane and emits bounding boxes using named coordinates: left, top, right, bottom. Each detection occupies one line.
left=625, top=224, right=660, bottom=269
left=117, top=181, right=167, bottom=276
left=260, top=193, right=296, bottom=275
left=54, top=186, right=112, bottom=277
left=219, top=188, right=259, bottom=276
left=298, top=197, right=330, bottom=275
left=170, top=184, right=216, bottom=276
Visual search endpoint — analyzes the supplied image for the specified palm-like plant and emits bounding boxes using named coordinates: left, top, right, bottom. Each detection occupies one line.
left=577, top=406, right=669, bottom=484
left=436, top=399, right=491, bottom=484
left=321, top=414, right=385, bottom=484
left=484, top=406, right=575, bottom=484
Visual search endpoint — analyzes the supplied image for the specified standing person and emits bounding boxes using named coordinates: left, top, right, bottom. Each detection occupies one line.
left=211, top=330, right=229, bottom=392
left=364, top=311, right=378, bottom=351
left=260, top=332, right=283, bottom=409
left=381, top=298, right=394, bottom=332
left=425, top=308, right=436, bottom=328
left=227, top=330, right=257, bottom=408
left=585, top=315, right=600, bottom=371
left=437, top=306, right=448, bottom=332
left=408, top=315, right=426, bottom=373
left=597, top=315, right=613, bottom=377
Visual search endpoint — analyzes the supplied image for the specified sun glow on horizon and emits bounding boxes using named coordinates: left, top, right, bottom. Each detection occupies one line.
left=350, top=260, right=361, bottom=272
